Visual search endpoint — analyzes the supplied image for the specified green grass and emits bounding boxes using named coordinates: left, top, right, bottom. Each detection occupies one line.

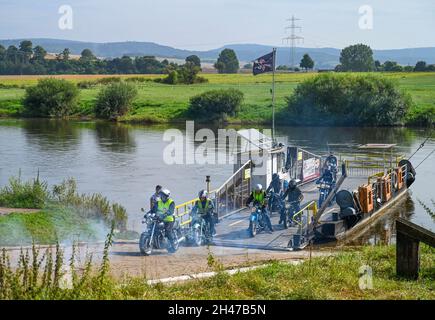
left=0, top=205, right=102, bottom=246
left=0, top=72, right=434, bottom=124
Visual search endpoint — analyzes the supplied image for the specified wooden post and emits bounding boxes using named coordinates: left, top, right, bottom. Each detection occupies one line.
left=396, top=218, right=435, bottom=279
left=396, top=231, right=420, bottom=279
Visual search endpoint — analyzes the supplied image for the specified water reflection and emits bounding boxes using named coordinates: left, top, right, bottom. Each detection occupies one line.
left=22, top=119, right=80, bottom=152
left=94, top=122, right=136, bottom=153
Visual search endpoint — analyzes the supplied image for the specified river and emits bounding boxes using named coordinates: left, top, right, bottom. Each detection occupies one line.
left=0, top=119, right=433, bottom=241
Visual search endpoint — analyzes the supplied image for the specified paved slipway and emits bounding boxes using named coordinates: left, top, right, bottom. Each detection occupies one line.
left=2, top=240, right=334, bottom=281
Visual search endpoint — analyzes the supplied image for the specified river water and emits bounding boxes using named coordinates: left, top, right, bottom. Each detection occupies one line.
left=0, top=119, right=433, bottom=242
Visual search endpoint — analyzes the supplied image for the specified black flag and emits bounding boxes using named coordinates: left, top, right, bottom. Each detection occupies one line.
left=253, top=51, right=274, bottom=75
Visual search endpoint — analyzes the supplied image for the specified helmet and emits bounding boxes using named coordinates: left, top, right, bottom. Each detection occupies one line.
left=289, top=179, right=297, bottom=188
left=255, top=184, right=263, bottom=192
left=160, top=189, right=171, bottom=198
left=198, top=189, right=208, bottom=199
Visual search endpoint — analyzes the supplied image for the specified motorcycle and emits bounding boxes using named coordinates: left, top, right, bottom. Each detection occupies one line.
left=139, top=208, right=179, bottom=255
left=267, top=190, right=284, bottom=214
left=190, top=213, right=212, bottom=246
left=248, top=205, right=269, bottom=237
left=282, top=200, right=301, bottom=229
left=317, top=182, right=334, bottom=208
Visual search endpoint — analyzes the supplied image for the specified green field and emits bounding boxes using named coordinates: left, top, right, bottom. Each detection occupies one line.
left=0, top=72, right=434, bottom=124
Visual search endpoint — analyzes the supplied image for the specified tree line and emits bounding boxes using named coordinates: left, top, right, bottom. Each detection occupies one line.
left=0, top=40, right=205, bottom=76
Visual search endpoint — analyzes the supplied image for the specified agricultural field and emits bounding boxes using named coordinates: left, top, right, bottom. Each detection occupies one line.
left=0, top=72, right=434, bottom=124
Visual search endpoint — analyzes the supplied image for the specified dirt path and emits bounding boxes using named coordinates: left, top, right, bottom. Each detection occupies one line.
left=0, top=207, right=40, bottom=216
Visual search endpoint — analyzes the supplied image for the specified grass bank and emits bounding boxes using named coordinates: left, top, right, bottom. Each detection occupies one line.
left=0, top=175, right=135, bottom=246
left=0, top=72, right=434, bottom=125
left=1, top=240, right=433, bottom=299
left=0, top=205, right=106, bottom=246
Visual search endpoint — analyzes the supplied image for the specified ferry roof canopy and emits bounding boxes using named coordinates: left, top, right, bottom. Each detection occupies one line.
left=237, top=129, right=274, bottom=152
left=358, top=143, right=397, bottom=150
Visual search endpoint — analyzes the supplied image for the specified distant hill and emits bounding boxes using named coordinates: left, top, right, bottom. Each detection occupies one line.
left=1, top=38, right=434, bottom=69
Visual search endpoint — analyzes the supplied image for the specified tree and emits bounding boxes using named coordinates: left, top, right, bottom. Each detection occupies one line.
left=23, top=78, right=79, bottom=117
left=57, top=48, right=70, bottom=61
left=339, top=44, right=375, bottom=72
left=300, top=54, right=314, bottom=71
left=214, top=49, right=239, bottom=73
left=383, top=61, right=398, bottom=72
left=80, top=49, right=96, bottom=61
left=177, top=61, right=201, bottom=84
left=6, top=45, right=19, bottom=63
left=374, top=60, right=382, bottom=71
left=32, top=46, right=47, bottom=62
left=243, top=63, right=253, bottom=69
left=0, top=45, right=5, bottom=60
left=414, top=61, right=427, bottom=72
left=19, top=40, right=33, bottom=63
left=95, top=81, right=138, bottom=119
left=185, top=55, right=201, bottom=68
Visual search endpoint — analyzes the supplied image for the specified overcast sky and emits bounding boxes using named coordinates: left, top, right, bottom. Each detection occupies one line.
left=1, top=0, right=434, bottom=50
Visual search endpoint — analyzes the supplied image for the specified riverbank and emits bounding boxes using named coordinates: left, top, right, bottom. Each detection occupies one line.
left=0, top=72, right=434, bottom=125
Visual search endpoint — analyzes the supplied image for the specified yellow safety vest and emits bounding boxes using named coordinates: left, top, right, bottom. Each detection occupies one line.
left=157, top=199, right=175, bottom=222
left=196, top=199, right=210, bottom=215
left=253, top=191, right=266, bottom=204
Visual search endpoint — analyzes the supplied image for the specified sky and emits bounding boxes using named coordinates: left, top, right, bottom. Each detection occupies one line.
left=0, top=0, right=434, bottom=50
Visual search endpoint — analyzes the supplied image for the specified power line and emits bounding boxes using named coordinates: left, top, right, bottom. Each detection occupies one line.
left=283, top=15, right=304, bottom=69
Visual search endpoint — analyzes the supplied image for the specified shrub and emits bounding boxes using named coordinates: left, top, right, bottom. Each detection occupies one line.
left=286, top=73, right=412, bottom=126
left=23, top=78, right=79, bottom=117
left=94, top=81, right=138, bottom=119
left=189, top=89, right=244, bottom=121
left=0, top=175, right=49, bottom=209
left=405, top=105, right=435, bottom=126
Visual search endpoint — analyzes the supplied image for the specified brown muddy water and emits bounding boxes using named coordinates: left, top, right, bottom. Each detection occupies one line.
left=0, top=119, right=433, bottom=246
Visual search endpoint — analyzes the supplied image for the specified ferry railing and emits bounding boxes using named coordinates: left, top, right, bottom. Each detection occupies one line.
left=172, top=160, right=252, bottom=229
left=289, top=201, right=318, bottom=249
left=212, top=160, right=252, bottom=218
left=338, top=153, right=405, bottom=177
left=174, top=199, right=196, bottom=228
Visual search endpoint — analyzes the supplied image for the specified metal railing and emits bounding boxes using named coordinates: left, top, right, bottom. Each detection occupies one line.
left=212, top=160, right=252, bottom=218
left=174, top=199, right=196, bottom=227
left=338, top=153, right=405, bottom=177
left=289, top=201, right=318, bottom=249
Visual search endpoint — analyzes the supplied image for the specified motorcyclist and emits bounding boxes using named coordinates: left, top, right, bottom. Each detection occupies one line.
left=246, top=184, right=274, bottom=232
left=266, top=173, right=282, bottom=194
left=324, top=153, right=338, bottom=181
left=150, top=185, right=162, bottom=210
left=266, top=173, right=282, bottom=212
left=151, top=188, right=176, bottom=247
left=192, top=190, right=216, bottom=240
left=281, top=179, right=304, bottom=225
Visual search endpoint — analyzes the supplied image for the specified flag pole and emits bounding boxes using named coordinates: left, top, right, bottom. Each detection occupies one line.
left=272, top=47, right=276, bottom=144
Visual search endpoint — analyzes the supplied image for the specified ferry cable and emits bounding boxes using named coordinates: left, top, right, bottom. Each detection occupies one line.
left=408, top=131, right=433, bottom=161
left=414, top=148, right=435, bottom=169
